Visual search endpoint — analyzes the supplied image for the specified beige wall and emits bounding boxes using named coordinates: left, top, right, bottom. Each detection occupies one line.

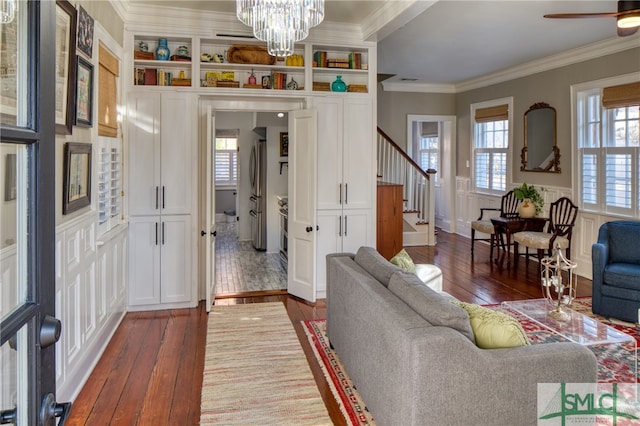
left=455, top=47, right=640, bottom=188
left=377, top=47, right=639, bottom=190
left=77, top=0, right=123, bottom=46
left=377, top=85, right=455, bottom=147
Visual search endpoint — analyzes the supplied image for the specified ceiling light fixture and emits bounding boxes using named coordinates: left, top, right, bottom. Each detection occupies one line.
left=617, top=1, right=640, bottom=28
left=1, top=0, right=16, bottom=24
left=236, top=0, right=324, bottom=57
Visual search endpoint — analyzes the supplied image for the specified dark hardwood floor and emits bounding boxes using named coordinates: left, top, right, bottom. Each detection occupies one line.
left=66, top=230, right=592, bottom=425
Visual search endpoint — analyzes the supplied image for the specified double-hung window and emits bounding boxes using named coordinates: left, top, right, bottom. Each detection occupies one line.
left=215, top=129, right=239, bottom=187
left=576, top=79, right=640, bottom=217
left=471, top=99, right=512, bottom=194
left=418, top=128, right=439, bottom=184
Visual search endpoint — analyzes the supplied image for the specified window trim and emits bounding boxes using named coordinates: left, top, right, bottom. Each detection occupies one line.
left=470, top=97, right=513, bottom=195
left=571, top=73, right=640, bottom=218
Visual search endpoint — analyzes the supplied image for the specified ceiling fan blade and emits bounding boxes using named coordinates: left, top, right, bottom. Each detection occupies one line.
left=618, top=26, right=639, bottom=36
left=543, top=12, right=619, bottom=19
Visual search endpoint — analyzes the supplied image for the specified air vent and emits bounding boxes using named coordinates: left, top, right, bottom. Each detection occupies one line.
left=216, top=33, right=256, bottom=39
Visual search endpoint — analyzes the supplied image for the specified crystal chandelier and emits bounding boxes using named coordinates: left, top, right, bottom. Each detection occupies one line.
left=237, top=0, right=324, bottom=57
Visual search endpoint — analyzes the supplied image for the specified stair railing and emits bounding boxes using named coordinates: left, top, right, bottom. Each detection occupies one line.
left=377, top=127, right=436, bottom=245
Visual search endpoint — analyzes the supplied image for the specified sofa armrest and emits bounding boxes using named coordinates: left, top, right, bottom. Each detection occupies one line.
left=406, top=327, right=597, bottom=425
left=592, top=242, right=608, bottom=311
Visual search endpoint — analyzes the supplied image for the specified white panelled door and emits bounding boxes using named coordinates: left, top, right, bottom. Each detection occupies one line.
left=288, top=109, right=318, bottom=302
left=205, top=106, right=216, bottom=312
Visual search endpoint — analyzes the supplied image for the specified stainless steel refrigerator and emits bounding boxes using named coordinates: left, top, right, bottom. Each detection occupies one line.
left=249, top=139, right=267, bottom=250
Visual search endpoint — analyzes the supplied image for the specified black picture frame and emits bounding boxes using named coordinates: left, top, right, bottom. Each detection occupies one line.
left=77, top=6, right=94, bottom=58
left=55, top=0, right=77, bottom=135
left=280, top=132, right=289, bottom=157
left=75, top=55, right=94, bottom=127
left=63, top=143, right=92, bottom=214
left=262, top=75, right=271, bottom=89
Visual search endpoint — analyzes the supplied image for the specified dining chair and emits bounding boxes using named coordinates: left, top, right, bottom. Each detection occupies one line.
left=513, top=197, right=578, bottom=272
left=470, top=190, right=519, bottom=258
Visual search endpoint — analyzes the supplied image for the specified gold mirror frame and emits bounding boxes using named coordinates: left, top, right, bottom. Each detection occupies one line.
left=521, top=102, right=560, bottom=173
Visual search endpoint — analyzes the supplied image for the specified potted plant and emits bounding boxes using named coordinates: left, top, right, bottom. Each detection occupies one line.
left=514, top=183, right=545, bottom=217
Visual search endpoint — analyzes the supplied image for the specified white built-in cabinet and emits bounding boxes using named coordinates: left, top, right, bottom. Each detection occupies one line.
left=126, top=91, right=194, bottom=309
left=314, top=96, right=375, bottom=293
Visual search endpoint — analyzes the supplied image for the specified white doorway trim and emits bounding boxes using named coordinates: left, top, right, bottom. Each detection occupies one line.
left=196, top=96, right=307, bottom=301
left=406, top=114, right=457, bottom=233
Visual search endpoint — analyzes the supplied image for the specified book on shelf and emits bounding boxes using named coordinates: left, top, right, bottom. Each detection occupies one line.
left=313, top=51, right=327, bottom=68
left=270, top=71, right=287, bottom=90
left=327, top=59, right=350, bottom=69
left=134, top=68, right=174, bottom=86
left=348, top=52, right=362, bottom=70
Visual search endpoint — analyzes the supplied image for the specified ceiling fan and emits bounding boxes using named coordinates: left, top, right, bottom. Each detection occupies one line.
left=544, top=1, right=640, bottom=37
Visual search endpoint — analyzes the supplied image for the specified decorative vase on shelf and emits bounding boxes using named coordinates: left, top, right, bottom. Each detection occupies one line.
left=155, top=38, right=170, bottom=61
left=331, top=75, right=347, bottom=92
left=519, top=198, right=536, bottom=218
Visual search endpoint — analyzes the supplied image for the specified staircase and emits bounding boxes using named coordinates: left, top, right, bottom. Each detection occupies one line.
left=377, top=127, right=436, bottom=246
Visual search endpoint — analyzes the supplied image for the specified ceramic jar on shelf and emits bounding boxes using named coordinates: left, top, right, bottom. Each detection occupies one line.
left=155, top=38, right=170, bottom=61
left=331, top=75, right=347, bottom=92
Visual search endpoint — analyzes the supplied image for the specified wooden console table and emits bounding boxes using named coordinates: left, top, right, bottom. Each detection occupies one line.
left=490, top=216, right=547, bottom=266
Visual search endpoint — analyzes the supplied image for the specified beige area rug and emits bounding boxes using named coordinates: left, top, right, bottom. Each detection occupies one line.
left=200, top=302, right=332, bottom=425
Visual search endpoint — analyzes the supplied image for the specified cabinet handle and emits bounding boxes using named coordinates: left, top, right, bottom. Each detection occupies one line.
left=155, top=187, right=159, bottom=210
left=162, top=222, right=165, bottom=245
left=339, top=183, right=342, bottom=205
left=155, top=222, right=158, bottom=245
left=338, top=216, right=342, bottom=236
left=162, top=186, right=166, bottom=209
left=344, top=215, right=348, bottom=236
left=345, top=183, right=348, bottom=205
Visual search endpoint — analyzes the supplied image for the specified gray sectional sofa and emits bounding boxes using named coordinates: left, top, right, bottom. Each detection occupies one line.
left=326, top=247, right=598, bottom=426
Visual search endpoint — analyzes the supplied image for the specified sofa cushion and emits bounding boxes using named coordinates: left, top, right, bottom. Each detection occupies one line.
left=452, top=301, right=530, bottom=349
left=608, top=222, right=640, bottom=265
left=603, top=263, right=640, bottom=290
left=390, top=249, right=416, bottom=273
left=388, top=271, right=475, bottom=343
left=354, top=247, right=403, bottom=287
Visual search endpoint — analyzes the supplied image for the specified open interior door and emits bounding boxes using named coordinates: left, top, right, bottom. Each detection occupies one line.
left=205, top=106, right=216, bottom=312
left=287, top=109, right=317, bottom=302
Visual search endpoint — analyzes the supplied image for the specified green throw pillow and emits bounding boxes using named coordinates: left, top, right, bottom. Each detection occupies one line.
left=451, top=301, right=530, bottom=349
left=390, top=249, right=416, bottom=274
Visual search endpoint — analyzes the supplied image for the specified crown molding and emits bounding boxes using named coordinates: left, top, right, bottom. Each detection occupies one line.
left=455, top=34, right=640, bottom=93
left=381, top=79, right=455, bottom=94
left=361, top=0, right=437, bottom=42
left=382, top=34, right=640, bottom=94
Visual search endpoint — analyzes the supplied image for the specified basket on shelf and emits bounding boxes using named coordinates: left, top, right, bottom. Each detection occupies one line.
left=227, top=45, right=276, bottom=65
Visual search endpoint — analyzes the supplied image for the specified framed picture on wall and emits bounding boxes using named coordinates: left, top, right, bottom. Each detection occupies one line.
left=77, top=6, right=94, bottom=58
left=75, top=55, right=94, bottom=127
left=280, top=132, right=289, bottom=157
left=63, top=142, right=92, bottom=214
left=55, top=0, right=77, bottom=135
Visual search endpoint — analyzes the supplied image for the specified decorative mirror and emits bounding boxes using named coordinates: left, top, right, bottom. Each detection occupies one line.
left=521, top=102, right=560, bottom=173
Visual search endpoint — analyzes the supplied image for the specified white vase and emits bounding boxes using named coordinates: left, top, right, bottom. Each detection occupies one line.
left=519, top=198, right=536, bottom=218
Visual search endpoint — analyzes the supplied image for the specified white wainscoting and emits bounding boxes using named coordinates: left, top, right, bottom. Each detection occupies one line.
left=55, top=212, right=128, bottom=402
left=454, top=178, right=606, bottom=279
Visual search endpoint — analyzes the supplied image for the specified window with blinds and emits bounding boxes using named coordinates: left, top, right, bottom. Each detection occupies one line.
left=472, top=101, right=510, bottom=194
left=97, top=137, right=121, bottom=232
left=215, top=135, right=238, bottom=186
left=577, top=80, right=640, bottom=217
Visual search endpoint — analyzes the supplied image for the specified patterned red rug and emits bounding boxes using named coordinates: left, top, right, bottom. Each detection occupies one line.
left=302, top=298, right=639, bottom=425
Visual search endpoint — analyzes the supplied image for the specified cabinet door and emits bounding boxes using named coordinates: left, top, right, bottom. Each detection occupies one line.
left=315, top=97, right=343, bottom=210
left=128, top=92, right=161, bottom=216
left=161, top=93, right=192, bottom=215
left=128, top=216, right=161, bottom=306
left=342, top=97, right=374, bottom=210
left=342, top=209, right=373, bottom=254
left=315, top=210, right=343, bottom=295
left=159, top=214, right=192, bottom=304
